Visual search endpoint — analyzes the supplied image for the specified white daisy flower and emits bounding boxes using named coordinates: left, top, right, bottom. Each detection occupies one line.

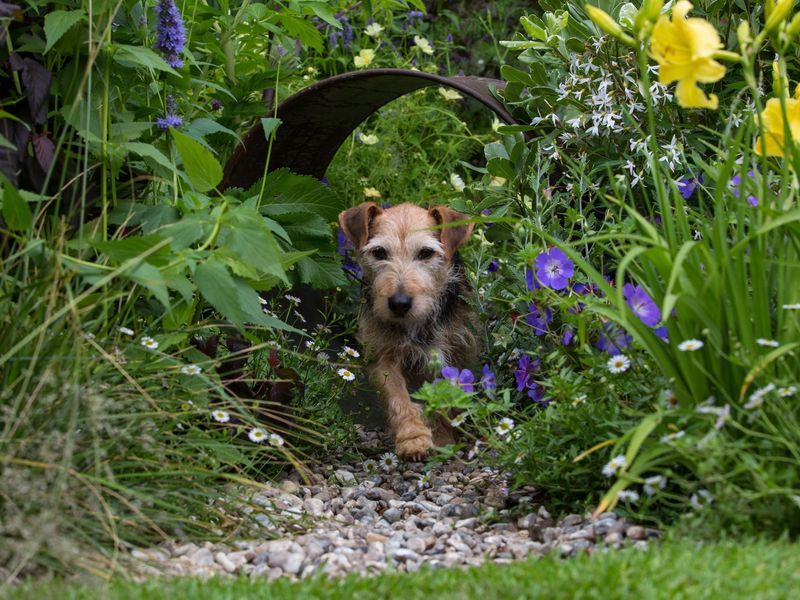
left=284, top=294, right=301, bottom=305
left=660, top=430, right=685, bottom=443
left=263, top=309, right=278, bottom=318
left=756, top=338, right=780, bottom=347
left=248, top=428, right=267, bottom=443
left=677, top=339, right=704, bottom=352
left=643, top=475, right=667, bottom=496
left=602, top=454, right=627, bottom=477
left=359, top=132, right=379, bottom=145
left=180, top=364, right=202, bottom=375
left=316, top=352, right=330, bottom=363
left=379, top=452, right=399, bottom=472
left=140, top=336, right=159, bottom=350
left=778, top=385, right=797, bottom=397
left=450, top=172, right=466, bottom=192
left=664, top=389, right=679, bottom=409
left=337, top=368, right=356, bottom=381
left=211, top=410, right=230, bottom=423
left=782, top=303, right=800, bottom=310
left=617, top=489, right=640, bottom=503
left=690, top=489, right=713, bottom=510
left=118, top=326, right=134, bottom=336
left=450, top=413, right=467, bottom=427
left=268, top=433, right=285, bottom=447
left=305, top=340, right=319, bottom=351
left=495, top=417, right=515, bottom=436
left=293, top=310, right=306, bottom=324
left=744, top=383, right=776, bottom=410
left=342, top=346, right=360, bottom=359
left=413, top=35, right=434, bottom=55
left=363, top=459, right=379, bottom=473
left=607, top=354, right=631, bottom=374
left=365, top=23, right=384, bottom=37
left=417, top=473, right=431, bottom=490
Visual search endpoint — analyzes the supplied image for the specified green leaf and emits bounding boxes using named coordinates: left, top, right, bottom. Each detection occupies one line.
left=113, top=44, right=180, bottom=76
left=125, top=142, right=174, bottom=171
left=301, top=2, right=340, bottom=27
left=624, top=413, right=661, bottom=468
left=93, top=235, right=171, bottom=266
left=261, top=117, right=282, bottom=141
left=1, top=176, right=33, bottom=230
left=195, top=259, right=251, bottom=330
left=170, top=129, right=222, bottom=193
left=277, top=14, right=323, bottom=52
left=218, top=207, right=287, bottom=283
left=0, top=134, right=15, bottom=151
left=44, top=10, right=86, bottom=54
left=184, top=118, right=240, bottom=142
left=255, top=169, right=342, bottom=222
left=127, top=262, right=171, bottom=308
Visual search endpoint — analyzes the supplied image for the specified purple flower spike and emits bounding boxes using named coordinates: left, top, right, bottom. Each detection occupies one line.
left=156, top=95, right=182, bottom=129
left=480, top=364, right=496, bottom=398
left=442, top=366, right=475, bottom=392
left=623, top=283, right=660, bottom=327
left=154, top=0, right=186, bottom=69
left=525, top=303, right=552, bottom=335
left=535, top=247, right=574, bottom=290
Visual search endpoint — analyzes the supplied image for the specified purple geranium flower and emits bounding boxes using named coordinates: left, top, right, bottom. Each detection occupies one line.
left=525, top=303, right=552, bottom=335
left=535, top=247, right=574, bottom=290
left=441, top=366, right=475, bottom=392
left=337, top=228, right=362, bottom=279
left=480, top=364, right=496, bottom=398
left=487, top=259, right=499, bottom=273
left=525, top=267, right=540, bottom=291
left=654, top=326, right=669, bottom=342
left=154, top=0, right=186, bottom=69
left=562, top=327, right=575, bottom=346
left=730, top=171, right=758, bottom=207
left=515, top=356, right=547, bottom=405
left=623, top=283, right=660, bottom=327
left=676, top=174, right=703, bottom=199
left=595, top=323, right=632, bottom=354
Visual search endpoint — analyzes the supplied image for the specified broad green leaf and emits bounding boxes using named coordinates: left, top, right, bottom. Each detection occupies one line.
left=159, top=213, right=212, bottom=250
left=170, top=129, right=222, bottom=193
left=94, top=235, right=171, bottom=266
left=301, top=2, right=340, bottom=27
left=125, top=142, right=174, bottom=171
left=1, top=176, right=33, bottom=230
left=195, top=259, right=250, bottom=330
left=184, top=118, right=239, bottom=141
left=277, top=14, right=323, bottom=52
left=296, top=256, right=347, bottom=288
left=127, top=262, right=171, bottom=308
left=218, top=206, right=287, bottom=282
left=44, top=10, right=86, bottom=54
left=261, top=117, right=282, bottom=141
left=113, top=44, right=180, bottom=76
left=624, top=413, right=661, bottom=468
left=255, top=169, right=341, bottom=221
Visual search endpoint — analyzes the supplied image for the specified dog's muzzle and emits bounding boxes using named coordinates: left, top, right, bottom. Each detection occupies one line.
left=388, top=293, right=413, bottom=317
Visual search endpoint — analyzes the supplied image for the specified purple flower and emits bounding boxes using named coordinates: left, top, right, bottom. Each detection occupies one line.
left=525, top=303, right=552, bottom=335
left=487, top=259, right=499, bottom=273
left=340, top=17, right=353, bottom=49
left=676, top=174, right=703, bottom=199
left=595, top=323, right=632, bottom=354
left=730, top=171, right=758, bottom=207
left=535, top=247, right=574, bottom=290
left=211, top=99, right=222, bottom=111
left=481, top=208, right=494, bottom=227
left=480, top=364, right=496, bottom=398
left=562, top=327, right=574, bottom=346
left=337, top=228, right=362, bottom=279
left=654, top=326, right=669, bottom=341
left=154, top=0, right=186, bottom=69
left=623, top=283, right=660, bottom=327
left=525, top=267, right=540, bottom=291
left=441, top=366, right=475, bottom=392
left=515, top=356, right=547, bottom=405
left=155, top=95, right=182, bottom=129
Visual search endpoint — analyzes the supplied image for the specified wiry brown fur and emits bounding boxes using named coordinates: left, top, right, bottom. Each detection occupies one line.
left=338, top=202, right=478, bottom=460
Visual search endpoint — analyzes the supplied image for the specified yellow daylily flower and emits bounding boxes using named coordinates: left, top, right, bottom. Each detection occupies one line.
left=354, top=49, right=375, bottom=68
left=754, top=97, right=800, bottom=157
left=650, top=1, right=725, bottom=109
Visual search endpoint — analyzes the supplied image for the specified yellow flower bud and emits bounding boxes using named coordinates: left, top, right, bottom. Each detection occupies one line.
left=787, top=11, right=800, bottom=37
left=765, top=0, right=793, bottom=35
left=736, top=20, right=752, bottom=46
left=585, top=5, right=636, bottom=45
left=772, top=60, right=788, bottom=97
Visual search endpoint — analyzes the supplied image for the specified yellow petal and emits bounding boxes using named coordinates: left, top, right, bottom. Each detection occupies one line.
left=659, top=63, right=695, bottom=84
left=692, top=57, right=726, bottom=83
left=685, top=19, right=723, bottom=58
left=754, top=132, right=785, bottom=157
left=675, top=78, right=718, bottom=109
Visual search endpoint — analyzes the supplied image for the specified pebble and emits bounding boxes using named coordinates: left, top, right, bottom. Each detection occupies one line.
left=129, top=426, right=656, bottom=580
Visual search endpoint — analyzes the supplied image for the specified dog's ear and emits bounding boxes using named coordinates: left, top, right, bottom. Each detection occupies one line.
left=429, top=206, right=474, bottom=258
left=338, top=202, right=382, bottom=250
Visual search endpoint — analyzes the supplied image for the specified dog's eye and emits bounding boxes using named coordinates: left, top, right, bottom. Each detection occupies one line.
left=371, top=247, right=388, bottom=261
left=416, top=248, right=436, bottom=261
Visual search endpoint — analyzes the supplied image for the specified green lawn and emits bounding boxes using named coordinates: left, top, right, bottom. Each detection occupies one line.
left=7, top=539, right=799, bottom=600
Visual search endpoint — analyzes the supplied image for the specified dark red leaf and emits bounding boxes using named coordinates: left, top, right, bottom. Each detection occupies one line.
left=0, top=118, right=30, bottom=187
left=32, top=132, right=54, bottom=171
left=10, top=54, right=52, bottom=125
left=268, top=349, right=280, bottom=370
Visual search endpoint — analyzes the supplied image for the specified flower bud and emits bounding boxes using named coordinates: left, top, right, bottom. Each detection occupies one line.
left=772, top=60, right=789, bottom=97
left=787, top=11, right=800, bottom=38
left=765, top=0, right=793, bottom=35
left=736, top=19, right=752, bottom=47
left=645, top=0, right=665, bottom=21
left=585, top=5, right=636, bottom=45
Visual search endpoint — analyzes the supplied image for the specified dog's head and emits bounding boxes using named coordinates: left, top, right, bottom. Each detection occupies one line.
left=338, top=202, right=473, bottom=324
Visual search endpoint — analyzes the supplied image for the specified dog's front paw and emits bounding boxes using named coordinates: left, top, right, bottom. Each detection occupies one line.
left=395, top=429, right=433, bottom=461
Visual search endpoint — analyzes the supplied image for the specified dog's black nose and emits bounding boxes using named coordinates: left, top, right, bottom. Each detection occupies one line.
left=388, top=293, right=413, bottom=317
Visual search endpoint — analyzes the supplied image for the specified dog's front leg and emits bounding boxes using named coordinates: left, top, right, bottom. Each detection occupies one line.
left=372, top=359, right=433, bottom=461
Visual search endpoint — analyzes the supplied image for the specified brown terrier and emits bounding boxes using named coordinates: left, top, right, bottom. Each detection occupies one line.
left=338, top=202, right=478, bottom=460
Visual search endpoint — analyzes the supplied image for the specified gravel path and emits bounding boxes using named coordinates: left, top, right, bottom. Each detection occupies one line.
left=131, top=426, right=660, bottom=580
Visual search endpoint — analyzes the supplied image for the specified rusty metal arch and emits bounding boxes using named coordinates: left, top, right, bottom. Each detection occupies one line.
left=220, top=68, right=514, bottom=191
